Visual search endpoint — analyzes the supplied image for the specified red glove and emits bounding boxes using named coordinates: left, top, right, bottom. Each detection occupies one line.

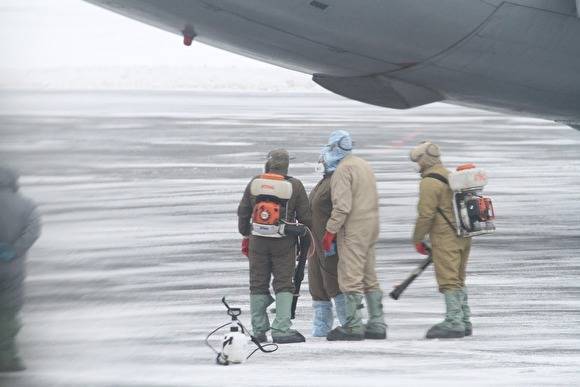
left=415, top=242, right=429, bottom=255
left=241, top=237, right=249, bottom=257
left=323, top=231, right=336, bottom=252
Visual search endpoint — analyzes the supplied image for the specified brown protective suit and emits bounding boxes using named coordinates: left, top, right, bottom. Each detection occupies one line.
left=412, top=164, right=472, bottom=293
left=325, top=155, right=381, bottom=294
left=238, top=165, right=311, bottom=295
left=308, top=174, right=340, bottom=301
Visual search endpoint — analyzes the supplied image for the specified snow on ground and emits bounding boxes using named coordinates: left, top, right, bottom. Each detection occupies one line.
left=0, top=91, right=579, bottom=387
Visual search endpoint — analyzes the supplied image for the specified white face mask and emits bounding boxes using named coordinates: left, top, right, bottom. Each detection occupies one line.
left=315, top=161, right=325, bottom=174
left=314, top=153, right=326, bottom=174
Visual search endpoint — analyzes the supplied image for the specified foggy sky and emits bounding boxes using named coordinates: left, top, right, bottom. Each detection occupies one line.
left=0, top=0, right=272, bottom=69
left=0, top=0, right=313, bottom=90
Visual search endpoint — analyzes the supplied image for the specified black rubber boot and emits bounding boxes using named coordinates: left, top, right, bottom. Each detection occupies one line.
left=254, top=332, right=268, bottom=343
left=365, top=330, right=387, bottom=340
left=272, top=330, right=305, bottom=344
left=327, top=326, right=365, bottom=341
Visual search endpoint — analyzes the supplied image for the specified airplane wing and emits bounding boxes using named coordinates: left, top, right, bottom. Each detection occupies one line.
left=83, top=0, right=580, bottom=129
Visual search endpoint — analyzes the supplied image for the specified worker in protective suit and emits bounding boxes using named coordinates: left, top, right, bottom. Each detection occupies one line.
left=308, top=158, right=347, bottom=337
left=238, top=149, right=312, bottom=344
left=321, top=130, right=387, bottom=341
left=0, top=167, right=42, bottom=372
left=410, top=141, right=472, bottom=339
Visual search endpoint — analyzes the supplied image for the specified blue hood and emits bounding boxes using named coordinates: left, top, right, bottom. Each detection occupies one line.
left=321, top=130, right=353, bottom=172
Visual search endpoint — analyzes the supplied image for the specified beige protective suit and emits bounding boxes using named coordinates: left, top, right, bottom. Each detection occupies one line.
left=326, top=154, right=380, bottom=294
left=413, top=164, right=471, bottom=293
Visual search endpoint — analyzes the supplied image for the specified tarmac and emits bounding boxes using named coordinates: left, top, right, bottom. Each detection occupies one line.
left=0, top=90, right=579, bottom=386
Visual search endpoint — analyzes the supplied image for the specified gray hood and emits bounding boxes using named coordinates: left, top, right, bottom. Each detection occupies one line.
left=0, top=166, right=19, bottom=192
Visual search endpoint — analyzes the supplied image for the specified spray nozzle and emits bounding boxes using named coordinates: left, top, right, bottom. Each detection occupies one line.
left=222, top=297, right=242, bottom=319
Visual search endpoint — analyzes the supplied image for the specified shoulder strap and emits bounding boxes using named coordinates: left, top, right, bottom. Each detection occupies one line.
left=261, top=173, right=285, bottom=180
left=425, top=173, right=448, bottom=185
left=424, top=173, right=457, bottom=234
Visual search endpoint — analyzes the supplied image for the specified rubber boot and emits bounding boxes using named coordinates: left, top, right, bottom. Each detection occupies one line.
left=250, top=294, right=274, bottom=342
left=333, top=293, right=347, bottom=327
left=0, top=347, right=25, bottom=373
left=0, top=311, right=25, bottom=373
left=271, top=292, right=306, bottom=344
left=426, top=290, right=466, bottom=339
left=312, top=301, right=333, bottom=337
left=461, top=288, right=472, bottom=336
left=364, top=290, right=387, bottom=339
left=327, top=292, right=365, bottom=341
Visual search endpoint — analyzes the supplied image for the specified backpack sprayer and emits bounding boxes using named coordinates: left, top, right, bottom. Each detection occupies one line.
left=205, top=297, right=278, bottom=365
left=448, top=164, right=496, bottom=237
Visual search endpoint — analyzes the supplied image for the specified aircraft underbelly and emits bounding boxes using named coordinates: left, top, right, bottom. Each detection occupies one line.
left=392, top=3, right=580, bottom=122
left=85, top=0, right=495, bottom=77
left=207, top=0, right=496, bottom=65
left=84, top=0, right=580, bottom=124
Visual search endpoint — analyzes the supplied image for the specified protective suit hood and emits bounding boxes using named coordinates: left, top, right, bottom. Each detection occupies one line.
left=265, top=149, right=289, bottom=175
left=0, top=167, right=19, bottom=192
left=322, top=130, right=353, bottom=172
left=410, top=141, right=441, bottom=172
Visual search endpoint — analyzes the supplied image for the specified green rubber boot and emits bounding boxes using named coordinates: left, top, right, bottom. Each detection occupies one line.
left=426, top=290, right=466, bottom=339
left=364, top=290, right=387, bottom=339
left=271, top=292, right=305, bottom=344
left=327, top=292, right=365, bottom=341
left=250, top=294, right=274, bottom=342
left=461, top=288, right=472, bottom=336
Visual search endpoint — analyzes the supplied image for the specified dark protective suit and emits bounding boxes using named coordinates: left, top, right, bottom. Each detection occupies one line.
left=308, top=174, right=340, bottom=301
left=237, top=151, right=311, bottom=342
left=0, top=167, right=42, bottom=371
left=237, top=162, right=311, bottom=295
